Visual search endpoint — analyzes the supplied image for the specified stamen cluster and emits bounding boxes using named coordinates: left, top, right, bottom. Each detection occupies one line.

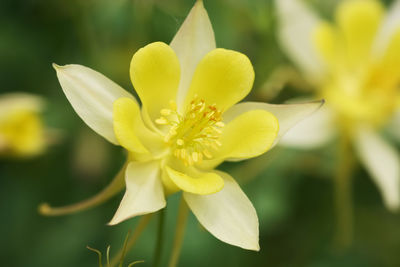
left=155, top=96, right=224, bottom=166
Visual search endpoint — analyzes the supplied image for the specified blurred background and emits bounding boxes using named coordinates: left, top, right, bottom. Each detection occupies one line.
left=1, top=0, right=400, bottom=266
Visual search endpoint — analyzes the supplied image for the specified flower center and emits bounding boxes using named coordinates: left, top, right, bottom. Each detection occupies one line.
left=155, top=96, right=224, bottom=166
left=319, top=67, right=398, bottom=129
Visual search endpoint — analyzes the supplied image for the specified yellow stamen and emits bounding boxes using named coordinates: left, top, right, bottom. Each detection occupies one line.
left=155, top=117, right=168, bottom=125
left=156, top=97, right=224, bottom=165
left=160, top=109, right=172, bottom=116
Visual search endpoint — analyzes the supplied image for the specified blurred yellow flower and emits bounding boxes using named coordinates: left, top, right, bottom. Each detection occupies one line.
left=0, top=93, right=47, bottom=157
left=46, top=0, right=322, bottom=250
left=277, top=0, right=400, bottom=210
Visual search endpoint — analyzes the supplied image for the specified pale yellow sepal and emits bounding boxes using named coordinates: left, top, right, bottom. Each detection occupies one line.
left=170, top=0, right=216, bottom=107
left=109, top=161, right=166, bottom=225
left=130, top=42, right=181, bottom=122
left=372, top=0, right=400, bottom=58
left=223, top=100, right=324, bottom=146
left=184, top=48, right=254, bottom=111
left=53, top=64, right=135, bottom=145
left=275, top=0, right=324, bottom=82
left=280, top=104, right=336, bottom=148
left=354, top=126, right=400, bottom=211
left=184, top=170, right=259, bottom=251
left=165, top=165, right=224, bottom=195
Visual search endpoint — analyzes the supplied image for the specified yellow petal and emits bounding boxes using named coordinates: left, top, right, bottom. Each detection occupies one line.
left=215, top=110, right=279, bottom=161
left=113, top=97, right=164, bottom=155
left=335, top=0, right=384, bottom=66
left=222, top=100, right=325, bottom=146
left=130, top=42, right=181, bottom=121
left=183, top=48, right=254, bottom=111
left=370, top=29, right=400, bottom=89
left=170, top=0, right=216, bottom=107
left=165, top=165, right=224, bottom=195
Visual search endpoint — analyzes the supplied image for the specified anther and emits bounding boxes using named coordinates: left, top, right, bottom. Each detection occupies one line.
left=215, top=122, right=225, bottom=127
left=192, top=152, right=199, bottom=162
left=203, top=149, right=212, bottom=159
left=176, top=139, right=185, bottom=146
left=155, top=117, right=168, bottom=125
left=160, top=109, right=171, bottom=116
left=169, top=100, right=177, bottom=110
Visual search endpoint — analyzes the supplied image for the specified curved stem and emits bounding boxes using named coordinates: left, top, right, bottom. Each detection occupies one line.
left=168, top=196, right=189, bottom=267
left=334, top=135, right=354, bottom=249
left=153, top=209, right=166, bottom=267
left=110, top=214, right=153, bottom=267
left=38, top=164, right=127, bottom=216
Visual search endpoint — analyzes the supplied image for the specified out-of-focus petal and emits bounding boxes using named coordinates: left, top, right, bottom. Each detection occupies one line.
left=184, top=171, right=259, bottom=251
left=354, top=126, right=400, bottom=211
left=0, top=111, right=45, bottom=156
left=183, top=49, right=254, bottom=111
left=335, top=0, right=383, bottom=66
left=0, top=93, right=44, bottom=116
left=387, top=108, right=400, bottom=141
left=279, top=105, right=336, bottom=148
left=372, top=0, right=400, bottom=58
left=53, top=64, right=135, bottom=145
left=223, top=100, right=324, bottom=147
left=109, top=161, right=166, bottom=225
left=275, top=0, right=325, bottom=82
left=130, top=42, right=180, bottom=122
left=170, top=0, right=216, bottom=107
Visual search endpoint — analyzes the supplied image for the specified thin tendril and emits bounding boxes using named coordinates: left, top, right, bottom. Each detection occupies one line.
left=87, top=246, right=103, bottom=267
left=110, top=214, right=153, bottom=267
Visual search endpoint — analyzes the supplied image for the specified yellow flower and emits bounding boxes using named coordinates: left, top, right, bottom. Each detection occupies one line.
left=0, top=93, right=47, bottom=157
left=49, top=0, right=322, bottom=250
left=277, top=0, right=400, bottom=210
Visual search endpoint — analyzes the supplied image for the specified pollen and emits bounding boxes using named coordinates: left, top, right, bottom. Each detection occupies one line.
left=155, top=96, right=224, bottom=166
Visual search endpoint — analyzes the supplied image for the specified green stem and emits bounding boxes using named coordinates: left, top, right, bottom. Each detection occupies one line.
left=153, top=209, right=166, bottom=267
left=168, top=196, right=189, bottom=267
left=110, top=214, right=153, bottom=267
left=39, top=163, right=127, bottom=216
left=334, top=135, right=354, bottom=249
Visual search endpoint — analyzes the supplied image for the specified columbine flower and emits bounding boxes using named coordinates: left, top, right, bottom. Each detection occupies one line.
left=0, top=93, right=48, bottom=157
left=276, top=0, right=400, bottom=210
left=47, top=0, right=322, bottom=250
